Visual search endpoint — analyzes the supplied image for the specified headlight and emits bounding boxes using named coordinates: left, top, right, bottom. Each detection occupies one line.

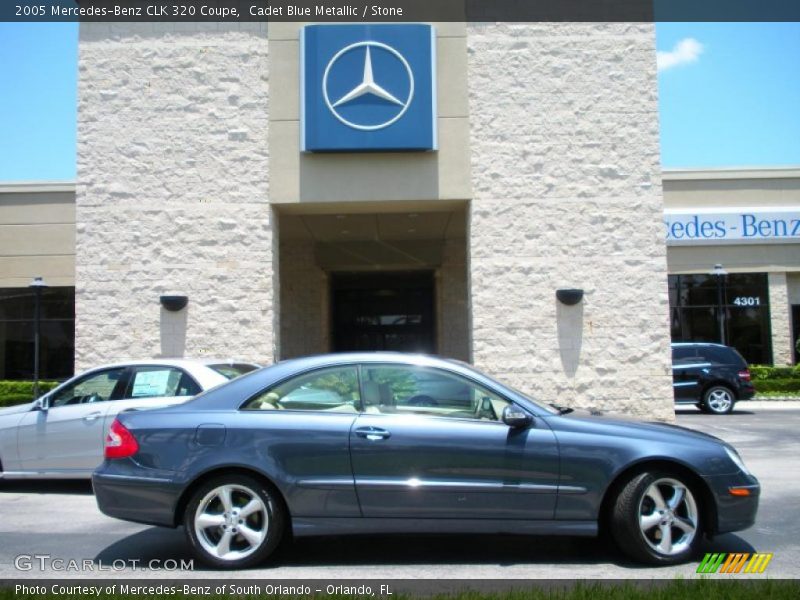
left=725, top=446, right=750, bottom=475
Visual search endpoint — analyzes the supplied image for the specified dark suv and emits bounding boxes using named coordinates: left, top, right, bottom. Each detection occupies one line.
left=671, top=343, right=755, bottom=414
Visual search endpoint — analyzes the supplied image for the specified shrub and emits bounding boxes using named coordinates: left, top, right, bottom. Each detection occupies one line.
left=0, top=380, right=60, bottom=408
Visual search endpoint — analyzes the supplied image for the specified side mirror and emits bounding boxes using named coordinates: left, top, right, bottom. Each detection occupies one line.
left=502, top=405, right=532, bottom=428
left=32, top=396, right=49, bottom=411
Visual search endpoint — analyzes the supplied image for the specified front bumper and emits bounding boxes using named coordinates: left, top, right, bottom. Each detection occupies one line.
left=93, top=463, right=181, bottom=528
left=703, top=471, right=760, bottom=535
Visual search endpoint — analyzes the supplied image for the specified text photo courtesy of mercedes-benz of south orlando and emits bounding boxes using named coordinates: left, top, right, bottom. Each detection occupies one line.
left=1, top=1, right=799, bottom=598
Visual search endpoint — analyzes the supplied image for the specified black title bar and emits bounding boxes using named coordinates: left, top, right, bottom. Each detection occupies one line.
left=3, top=0, right=800, bottom=22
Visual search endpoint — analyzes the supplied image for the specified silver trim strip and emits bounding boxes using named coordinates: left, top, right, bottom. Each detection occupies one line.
left=94, top=473, right=173, bottom=484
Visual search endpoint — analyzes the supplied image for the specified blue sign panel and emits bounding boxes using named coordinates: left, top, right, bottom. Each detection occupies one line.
left=301, top=24, right=437, bottom=152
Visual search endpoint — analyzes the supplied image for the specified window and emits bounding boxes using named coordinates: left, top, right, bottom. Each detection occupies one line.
left=49, top=368, right=126, bottom=407
left=0, top=287, right=75, bottom=380
left=668, top=273, right=772, bottom=365
left=242, top=366, right=360, bottom=412
left=671, top=346, right=696, bottom=362
left=208, top=363, right=259, bottom=380
left=361, top=365, right=510, bottom=421
left=126, top=367, right=201, bottom=399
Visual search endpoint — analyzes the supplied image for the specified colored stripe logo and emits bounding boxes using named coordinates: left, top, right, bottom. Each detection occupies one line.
left=696, top=552, right=773, bottom=574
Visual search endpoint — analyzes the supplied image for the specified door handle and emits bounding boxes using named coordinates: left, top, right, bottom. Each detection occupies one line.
left=83, top=411, right=103, bottom=422
left=354, top=426, right=391, bottom=441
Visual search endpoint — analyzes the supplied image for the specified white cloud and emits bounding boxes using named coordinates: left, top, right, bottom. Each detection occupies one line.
left=657, top=38, right=704, bottom=72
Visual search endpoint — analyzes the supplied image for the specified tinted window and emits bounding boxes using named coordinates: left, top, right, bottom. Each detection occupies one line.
left=0, top=287, right=75, bottom=380
left=671, top=346, right=695, bottom=361
left=49, top=367, right=126, bottom=407
left=208, top=363, right=259, bottom=380
left=243, top=366, right=360, bottom=412
left=698, top=346, right=746, bottom=366
left=126, top=367, right=201, bottom=399
left=361, top=365, right=510, bottom=421
left=668, top=273, right=771, bottom=364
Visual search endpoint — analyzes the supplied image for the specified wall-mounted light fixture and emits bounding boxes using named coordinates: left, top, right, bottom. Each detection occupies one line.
left=556, top=288, right=584, bottom=306
left=160, top=295, right=188, bottom=312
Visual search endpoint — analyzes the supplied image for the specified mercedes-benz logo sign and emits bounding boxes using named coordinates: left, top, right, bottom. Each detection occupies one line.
left=323, top=41, right=415, bottom=131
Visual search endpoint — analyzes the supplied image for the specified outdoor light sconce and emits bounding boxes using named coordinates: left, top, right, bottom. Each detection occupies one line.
left=556, top=288, right=584, bottom=306
left=160, top=295, right=188, bottom=312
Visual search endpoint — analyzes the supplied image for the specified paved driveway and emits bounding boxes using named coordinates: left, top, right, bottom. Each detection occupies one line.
left=1, top=403, right=798, bottom=580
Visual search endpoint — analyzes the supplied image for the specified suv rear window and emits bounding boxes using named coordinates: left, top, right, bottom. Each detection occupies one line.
left=695, top=346, right=748, bottom=367
left=671, top=346, right=696, bottom=361
left=208, top=363, right=259, bottom=380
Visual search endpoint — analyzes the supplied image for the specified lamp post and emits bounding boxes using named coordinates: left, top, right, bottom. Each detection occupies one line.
left=710, top=264, right=727, bottom=346
left=29, top=276, right=48, bottom=399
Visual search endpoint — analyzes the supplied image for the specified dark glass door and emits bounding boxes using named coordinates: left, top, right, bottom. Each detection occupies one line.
left=331, top=271, right=435, bottom=354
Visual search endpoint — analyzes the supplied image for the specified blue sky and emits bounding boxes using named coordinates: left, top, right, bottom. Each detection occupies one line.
left=0, top=22, right=798, bottom=180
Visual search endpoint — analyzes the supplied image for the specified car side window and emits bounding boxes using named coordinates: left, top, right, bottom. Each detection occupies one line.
left=48, top=368, right=127, bottom=407
left=672, top=346, right=699, bottom=366
left=125, top=367, right=201, bottom=399
left=242, top=366, right=360, bottom=413
left=361, top=365, right=510, bottom=421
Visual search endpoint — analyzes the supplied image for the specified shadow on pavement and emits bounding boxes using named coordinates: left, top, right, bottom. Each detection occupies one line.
left=0, top=479, right=93, bottom=495
left=96, top=528, right=695, bottom=571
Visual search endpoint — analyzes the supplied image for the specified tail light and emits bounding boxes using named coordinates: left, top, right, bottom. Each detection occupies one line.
left=105, top=418, right=139, bottom=459
left=738, top=369, right=751, bottom=381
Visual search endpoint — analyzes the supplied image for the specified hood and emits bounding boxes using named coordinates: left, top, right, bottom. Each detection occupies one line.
left=554, top=407, right=725, bottom=445
left=0, top=402, right=34, bottom=417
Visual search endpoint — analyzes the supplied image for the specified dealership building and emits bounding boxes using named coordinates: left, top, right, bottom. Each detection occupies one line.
left=1, top=22, right=798, bottom=419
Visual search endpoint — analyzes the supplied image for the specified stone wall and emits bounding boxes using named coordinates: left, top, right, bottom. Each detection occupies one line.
left=467, top=23, right=674, bottom=420
left=768, top=272, right=793, bottom=365
left=279, top=239, right=328, bottom=359
left=76, top=23, right=275, bottom=369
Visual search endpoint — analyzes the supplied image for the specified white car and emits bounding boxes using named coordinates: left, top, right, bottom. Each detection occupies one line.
left=0, top=359, right=258, bottom=479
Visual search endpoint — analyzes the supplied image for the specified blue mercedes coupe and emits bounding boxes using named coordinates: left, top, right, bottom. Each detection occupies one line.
left=93, top=353, right=759, bottom=569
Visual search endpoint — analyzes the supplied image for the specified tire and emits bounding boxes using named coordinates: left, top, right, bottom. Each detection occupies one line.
left=184, top=474, right=286, bottom=569
left=611, top=471, right=703, bottom=565
left=701, top=385, right=735, bottom=415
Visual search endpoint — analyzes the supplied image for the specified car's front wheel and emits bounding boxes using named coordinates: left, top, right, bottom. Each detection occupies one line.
left=702, top=385, right=735, bottom=415
left=184, top=474, right=285, bottom=569
left=611, top=471, right=703, bottom=565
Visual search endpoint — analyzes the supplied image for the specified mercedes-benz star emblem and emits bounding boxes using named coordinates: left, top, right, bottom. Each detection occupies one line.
left=323, top=41, right=414, bottom=131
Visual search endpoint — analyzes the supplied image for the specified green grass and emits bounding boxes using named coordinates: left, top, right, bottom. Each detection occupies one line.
left=2, top=579, right=799, bottom=600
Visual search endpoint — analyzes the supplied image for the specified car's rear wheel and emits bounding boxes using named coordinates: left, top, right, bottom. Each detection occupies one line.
left=611, top=471, right=702, bottom=565
left=184, top=474, right=285, bottom=569
left=702, top=385, right=735, bottom=415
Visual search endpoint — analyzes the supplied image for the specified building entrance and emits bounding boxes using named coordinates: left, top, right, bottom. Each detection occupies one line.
left=331, top=271, right=435, bottom=353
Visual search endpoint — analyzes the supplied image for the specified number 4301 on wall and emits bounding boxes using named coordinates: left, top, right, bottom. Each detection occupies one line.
left=733, top=297, right=761, bottom=306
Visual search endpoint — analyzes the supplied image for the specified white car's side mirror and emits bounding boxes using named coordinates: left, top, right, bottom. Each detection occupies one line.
left=32, top=396, right=49, bottom=411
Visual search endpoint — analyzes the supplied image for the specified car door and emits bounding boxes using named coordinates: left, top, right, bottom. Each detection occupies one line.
left=102, top=365, right=202, bottom=437
left=672, top=346, right=705, bottom=403
left=16, top=367, right=128, bottom=474
left=350, top=364, right=560, bottom=520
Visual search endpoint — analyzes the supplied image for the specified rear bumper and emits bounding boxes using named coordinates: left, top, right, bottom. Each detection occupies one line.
left=703, top=472, right=760, bottom=535
left=738, top=382, right=756, bottom=400
left=92, top=466, right=181, bottom=528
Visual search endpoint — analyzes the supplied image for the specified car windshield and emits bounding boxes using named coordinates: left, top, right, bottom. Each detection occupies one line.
left=208, top=363, right=259, bottom=380
left=447, top=359, right=561, bottom=416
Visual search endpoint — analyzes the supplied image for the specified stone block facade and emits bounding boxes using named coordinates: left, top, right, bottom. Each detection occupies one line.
left=466, top=23, right=674, bottom=420
left=76, top=23, right=276, bottom=369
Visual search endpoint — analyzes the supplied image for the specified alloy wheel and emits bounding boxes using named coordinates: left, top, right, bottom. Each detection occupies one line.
left=706, top=388, right=734, bottom=413
left=193, top=484, right=269, bottom=561
left=638, top=477, right=698, bottom=557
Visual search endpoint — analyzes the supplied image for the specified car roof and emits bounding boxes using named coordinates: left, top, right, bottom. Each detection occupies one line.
left=671, top=342, right=730, bottom=348
left=83, top=358, right=259, bottom=369
left=271, top=352, right=463, bottom=371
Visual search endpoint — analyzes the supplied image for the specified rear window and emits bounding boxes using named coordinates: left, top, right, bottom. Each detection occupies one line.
left=671, top=346, right=696, bottom=361
left=208, top=363, right=259, bottom=380
left=696, top=346, right=747, bottom=367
